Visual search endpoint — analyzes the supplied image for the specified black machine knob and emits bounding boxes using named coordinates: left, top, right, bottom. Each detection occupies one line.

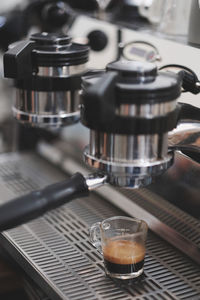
left=87, top=30, right=108, bottom=51
left=42, top=1, right=72, bottom=30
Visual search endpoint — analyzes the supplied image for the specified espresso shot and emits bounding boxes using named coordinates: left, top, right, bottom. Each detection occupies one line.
left=90, top=216, right=148, bottom=279
left=103, top=240, right=145, bottom=277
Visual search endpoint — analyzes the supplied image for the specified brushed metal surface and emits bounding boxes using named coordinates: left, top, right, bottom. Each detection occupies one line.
left=116, top=101, right=177, bottom=118
left=14, top=89, right=80, bottom=127
left=84, top=131, right=172, bottom=188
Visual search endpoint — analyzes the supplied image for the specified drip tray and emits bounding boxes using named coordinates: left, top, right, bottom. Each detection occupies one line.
left=0, top=152, right=199, bottom=300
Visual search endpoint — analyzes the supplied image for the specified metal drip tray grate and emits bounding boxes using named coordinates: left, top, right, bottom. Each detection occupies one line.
left=0, top=153, right=199, bottom=300
left=121, top=188, right=200, bottom=247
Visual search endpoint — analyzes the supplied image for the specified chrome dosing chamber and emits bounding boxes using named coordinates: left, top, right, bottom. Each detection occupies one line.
left=4, top=32, right=89, bottom=127
left=81, top=60, right=182, bottom=188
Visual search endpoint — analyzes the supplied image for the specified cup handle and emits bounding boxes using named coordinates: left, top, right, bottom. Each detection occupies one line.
left=89, top=222, right=102, bottom=254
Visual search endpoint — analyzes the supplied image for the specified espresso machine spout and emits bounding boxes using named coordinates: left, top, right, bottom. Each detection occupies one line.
left=169, top=123, right=200, bottom=154
left=85, top=173, right=108, bottom=190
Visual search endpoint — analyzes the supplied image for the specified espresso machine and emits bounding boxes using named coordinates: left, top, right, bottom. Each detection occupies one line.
left=0, top=3, right=199, bottom=300
left=1, top=39, right=200, bottom=230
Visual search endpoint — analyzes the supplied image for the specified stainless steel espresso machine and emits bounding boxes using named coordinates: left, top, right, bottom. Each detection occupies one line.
left=1, top=37, right=200, bottom=227
left=0, top=2, right=199, bottom=300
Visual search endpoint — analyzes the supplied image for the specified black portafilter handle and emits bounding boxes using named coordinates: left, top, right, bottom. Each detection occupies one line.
left=0, top=173, right=89, bottom=232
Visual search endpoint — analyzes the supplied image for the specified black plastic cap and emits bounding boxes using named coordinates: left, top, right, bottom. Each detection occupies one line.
left=116, top=71, right=182, bottom=104
left=31, top=32, right=89, bottom=66
left=107, top=60, right=157, bottom=83
left=31, top=32, right=71, bottom=46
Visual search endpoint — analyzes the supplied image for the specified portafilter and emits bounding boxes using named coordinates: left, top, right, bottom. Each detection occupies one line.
left=4, top=32, right=89, bottom=127
left=0, top=60, right=200, bottom=231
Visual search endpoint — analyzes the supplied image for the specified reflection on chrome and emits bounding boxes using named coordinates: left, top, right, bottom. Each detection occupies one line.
left=168, top=122, right=200, bottom=153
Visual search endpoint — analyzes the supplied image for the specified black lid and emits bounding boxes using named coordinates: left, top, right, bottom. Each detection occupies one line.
left=4, top=32, right=89, bottom=80
left=107, top=60, right=157, bottom=83
left=81, top=60, right=182, bottom=134
left=31, top=32, right=89, bottom=67
left=83, top=60, right=182, bottom=104
left=31, top=32, right=71, bottom=47
left=116, top=71, right=181, bottom=104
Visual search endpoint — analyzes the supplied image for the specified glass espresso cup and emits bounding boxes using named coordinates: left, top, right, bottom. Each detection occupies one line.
left=89, top=216, right=148, bottom=279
